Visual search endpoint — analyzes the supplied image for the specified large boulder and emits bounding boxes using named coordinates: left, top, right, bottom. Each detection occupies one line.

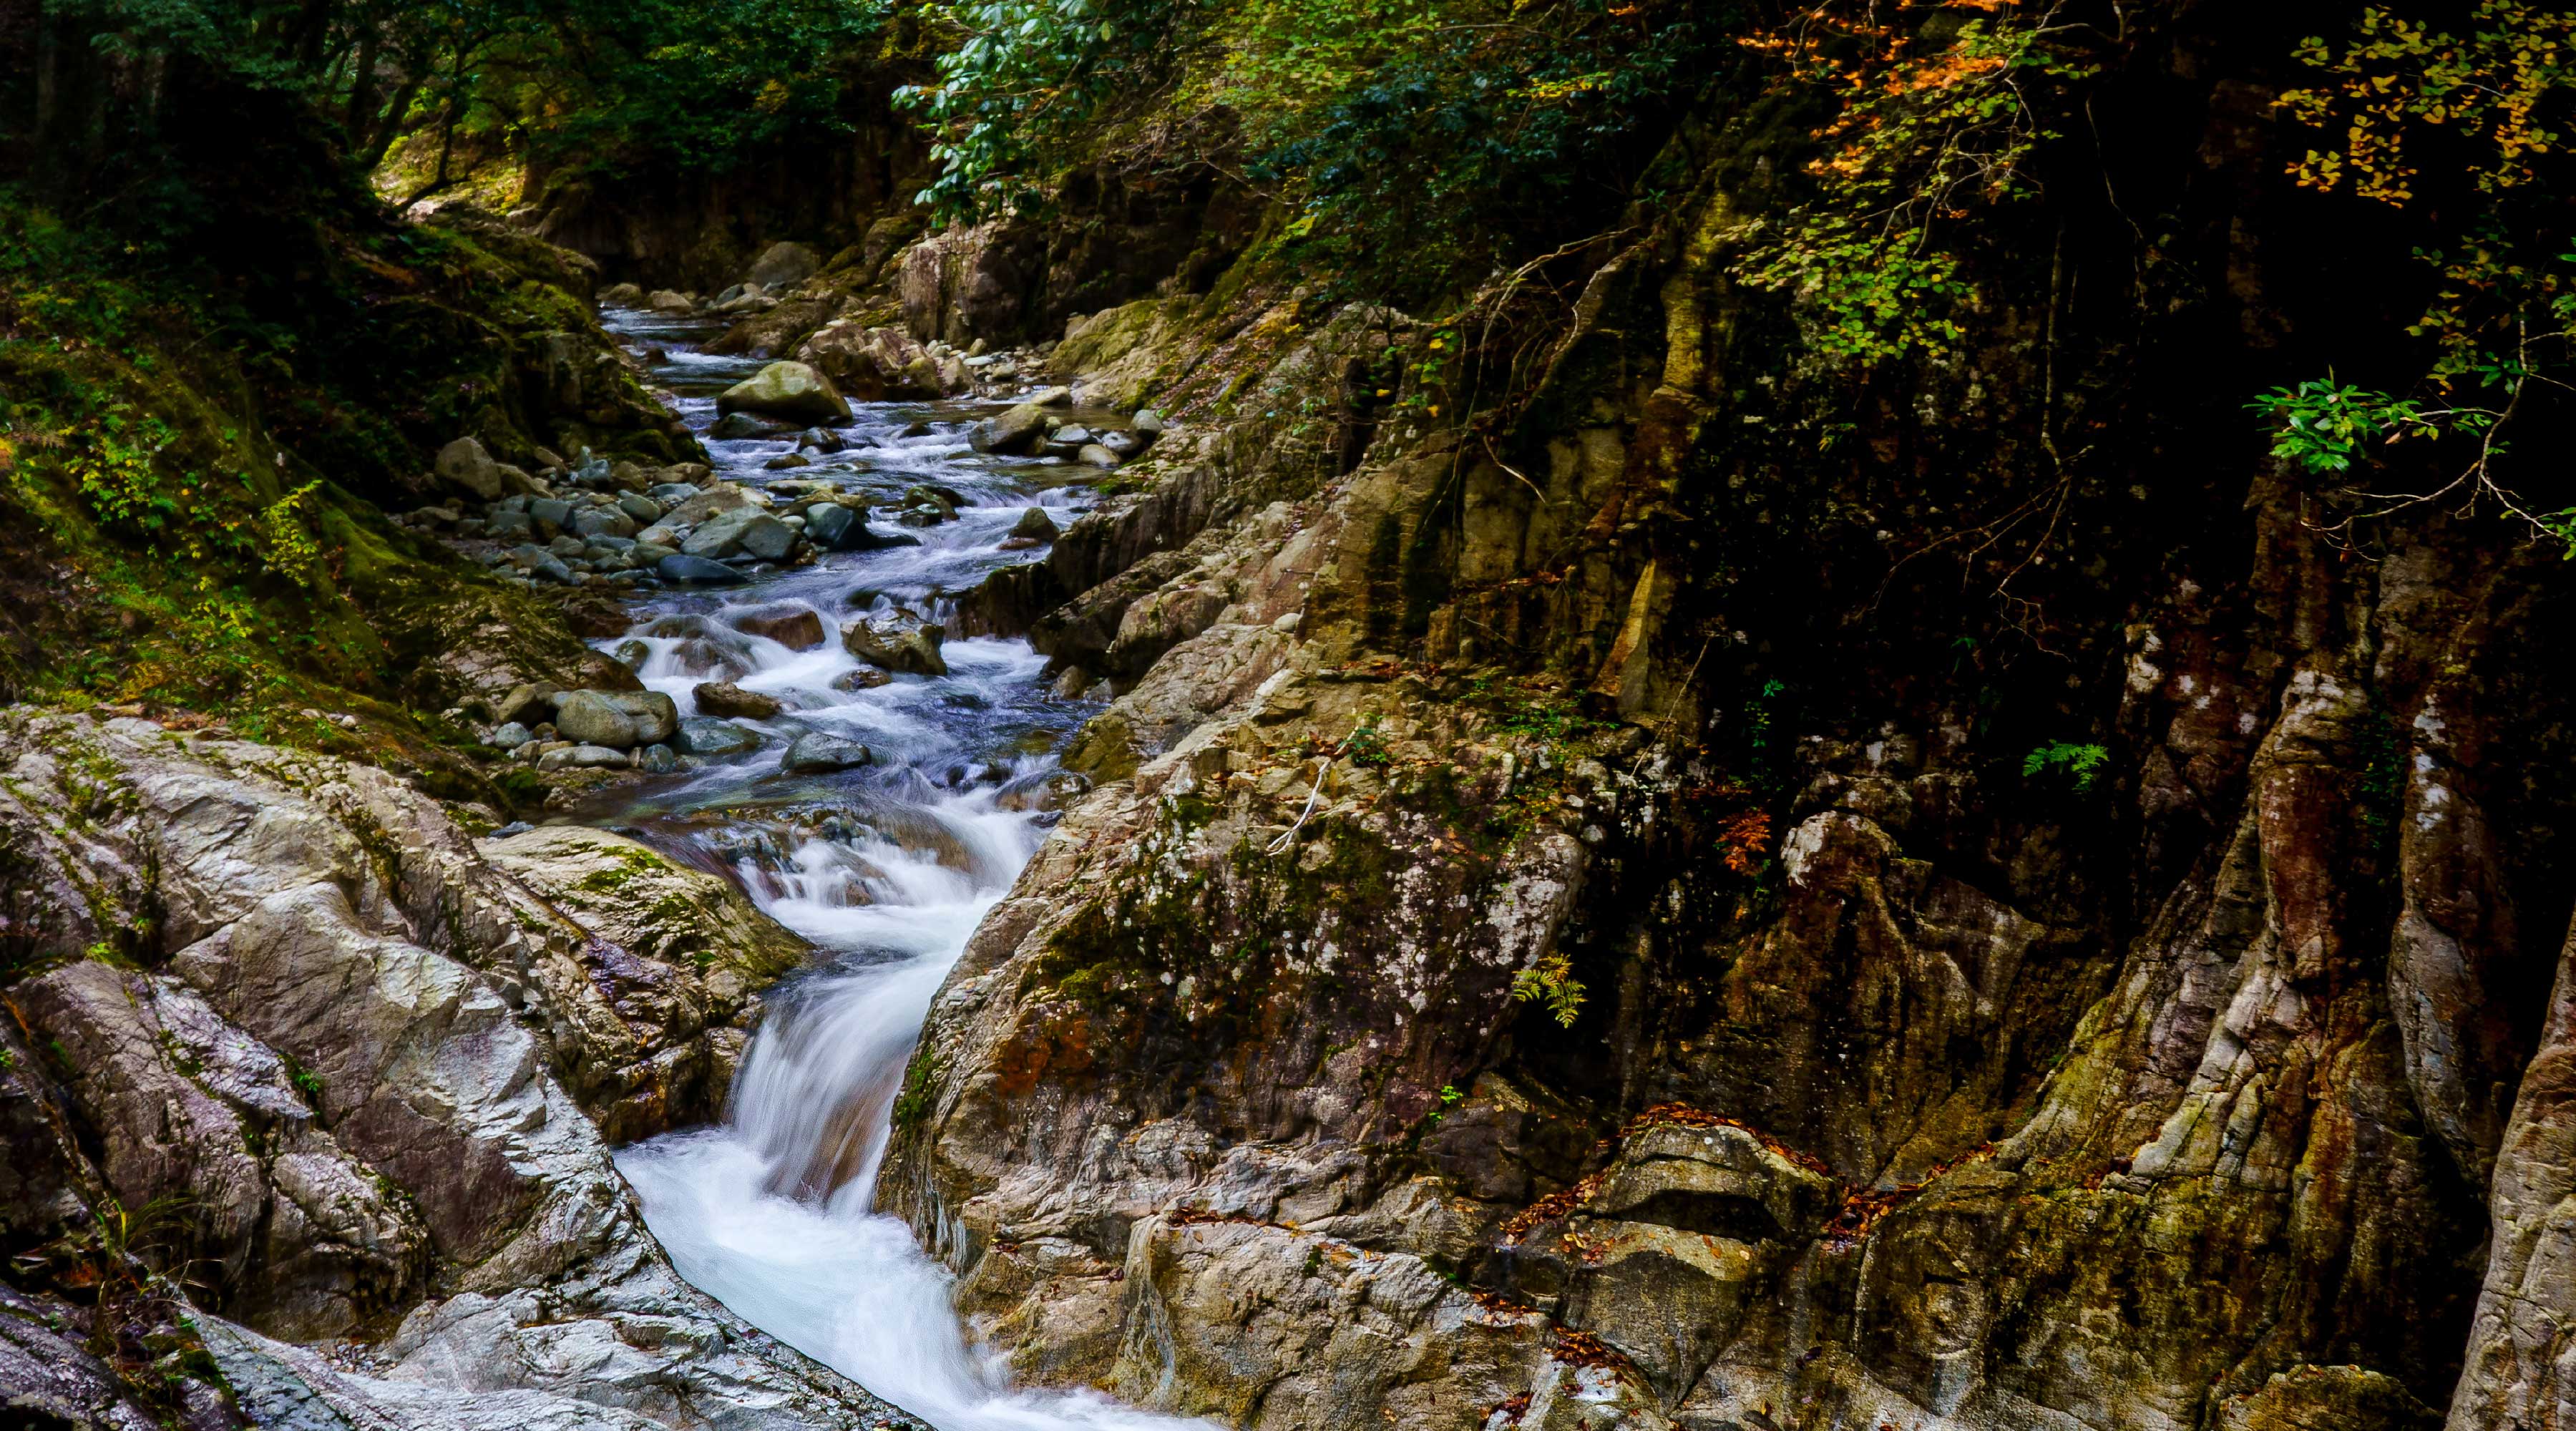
left=436, top=436, right=504, bottom=502
left=805, top=502, right=917, bottom=552
left=968, top=401, right=1054, bottom=456
left=693, top=681, right=781, bottom=719
left=0, top=711, right=924, bottom=1427
left=14, top=961, right=429, bottom=1339
left=796, top=323, right=955, bottom=401
left=746, top=241, right=821, bottom=291
left=663, top=484, right=763, bottom=527
left=716, top=361, right=851, bottom=425
left=733, top=607, right=828, bottom=650
left=552, top=688, right=680, bottom=749
left=842, top=612, right=948, bottom=676
left=675, top=716, right=766, bottom=758
left=482, top=826, right=809, bottom=1118
left=681, top=509, right=796, bottom=562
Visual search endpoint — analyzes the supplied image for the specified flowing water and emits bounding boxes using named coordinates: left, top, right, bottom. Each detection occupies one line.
left=587, top=309, right=1198, bottom=1431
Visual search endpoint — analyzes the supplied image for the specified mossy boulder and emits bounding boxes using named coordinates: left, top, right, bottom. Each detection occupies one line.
left=716, top=361, right=851, bottom=424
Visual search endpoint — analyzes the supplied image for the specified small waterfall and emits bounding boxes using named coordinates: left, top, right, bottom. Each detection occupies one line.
left=595, top=308, right=1201, bottom=1430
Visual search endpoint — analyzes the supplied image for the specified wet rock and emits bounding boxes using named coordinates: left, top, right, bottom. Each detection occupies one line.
left=682, top=509, right=796, bottom=562
left=571, top=507, right=639, bottom=540
left=646, top=288, right=694, bottom=313
left=709, top=411, right=774, bottom=441
left=484, top=824, right=807, bottom=1130
left=436, top=436, right=504, bottom=502
left=537, top=743, right=631, bottom=771
left=902, top=484, right=966, bottom=522
left=599, top=282, right=644, bottom=306
left=802, top=502, right=878, bottom=552
left=663, top=484, right=763, bottom=526
left=799, top=427, right=846, bottom=454
left=781, top=731, right=874, bottom=775
left=842, top=612, right=948, bottom=676
left=551, top=689, right=679, bottom=749
left=675, top=717, right=765, bottom=758
left=17, top=961, right=431, bottom=1339
left=656, top=550, right=747, bottom=588
left=494, top=681, right=561, bottom=726
left=637, top=743, right=678, bottom=774
left=797, top=324, right=954, bottom=401
left=1010, top=507, right=1060, bottom=544
left=764, top=453, right=812, bottom=471
left=993, top=769, right=1092, bottom=814
left=733, top=607, right=827, bottom=650
left=832, top=667, right=895, bottom=692
left=693, top=682, right=781, bottom=720
left=717, top=361, right=851, bottom=425
left=969, top=402, right=1054, bottom=456
left=1076, top=444, right=1122, bottom=470
left=0, top=711, right=924, bottom=1430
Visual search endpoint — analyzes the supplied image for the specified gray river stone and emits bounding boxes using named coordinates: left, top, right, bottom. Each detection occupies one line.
left=675, top=718, right=765, bottom=758
left=658, top=555, right=747, bottom=585
left=781, top=731, right=874, bottom=775
left=552, top=690, right=678, bottom=750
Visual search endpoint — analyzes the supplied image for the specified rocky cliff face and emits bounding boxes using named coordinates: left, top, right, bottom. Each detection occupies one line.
left=874, top=8, right=2576, bottom=1429
left=0, top=710, right=922, bottom=1429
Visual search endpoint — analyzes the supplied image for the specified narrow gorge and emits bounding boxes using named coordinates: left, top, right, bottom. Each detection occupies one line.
left=4, top=3, right=2573, bottom=1431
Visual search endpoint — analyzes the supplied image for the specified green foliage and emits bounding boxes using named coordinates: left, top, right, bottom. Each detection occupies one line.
left=1342, top=718, right=1392, bottom=768
left=2246, top=376, right=2446, bottom=476
left=2022, top=741, right=2109, bottom=792
left=899, top=0, right=1181, bottom=223
left=42, top=0, right=894, bottom=193
left=1245, top=0, right=1735, bottom=300
left=1743, top=678, right=1790, bottom=791
left=1735, top=9, right=2096, bottom=366
left=2270, top=2, right=2576, bottom=550
left=903, top=0, right=1732, bottom=298
left=1511, top=952, right=1586, bottom=1027
left=484, top=0, right=899, bottom=181
left=281, top=1055, right=326, bottom=1102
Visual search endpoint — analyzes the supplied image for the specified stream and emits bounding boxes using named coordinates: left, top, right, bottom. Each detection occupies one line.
left=582, top=308, right=1196, bottom=1431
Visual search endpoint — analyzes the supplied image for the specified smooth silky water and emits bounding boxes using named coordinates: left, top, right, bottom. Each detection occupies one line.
left=589, top=310, right=1204, bottom=1430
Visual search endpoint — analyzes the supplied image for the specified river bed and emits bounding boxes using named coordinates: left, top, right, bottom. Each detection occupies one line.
left=582, top=309, right=1199, bottom=1431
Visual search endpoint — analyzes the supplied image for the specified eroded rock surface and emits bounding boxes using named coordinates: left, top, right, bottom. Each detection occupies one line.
left=0, top=710, right=917, bottom=1430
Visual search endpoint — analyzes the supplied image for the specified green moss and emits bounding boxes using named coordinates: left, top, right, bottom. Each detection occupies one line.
left=576, top=844, right=670, bottom=894
left=892, top=1047, right=945, bottom=1135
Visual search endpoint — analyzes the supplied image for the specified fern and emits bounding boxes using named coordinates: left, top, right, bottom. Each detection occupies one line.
left=2023, top=741, right=2110, bottom=791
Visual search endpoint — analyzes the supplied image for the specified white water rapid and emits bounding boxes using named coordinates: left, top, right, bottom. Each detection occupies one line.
left=588, top=308, right=1206, bottom=1431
